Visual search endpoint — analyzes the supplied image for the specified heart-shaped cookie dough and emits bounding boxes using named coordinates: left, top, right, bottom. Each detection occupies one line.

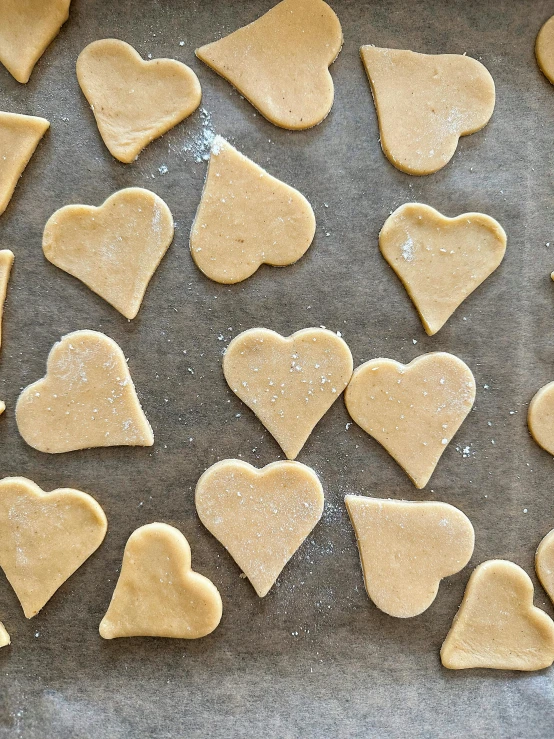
left=16, top=330, right=154, bottom=453
left=345, top=496, right=474, bottom=618
left=196, top=0, right=342, bottom=130
left=191, top=137, right=315, bottom=284
left=345, top=352, right=475, bottom=488
left=380, top=204, right=506, bottom=335
left=441, top=560, right=554, bottom=670
left=43, top=188, right=174, bottom=319
left=536, top=16, right=554, bottom=85
left=0, top=0, right=71, bottom=83
left=0, top=112, right=49, bottom=216
left=77, top=38, right=201, bottom=163
left=223, top=327, right=353, bottom=459
left=99, top=523, right=222, bottom=639
left=0, top=476, right=107, bottom=618
left=360, top=46, right=495, bottom=175
left=196, top=460, right=324, bottom=597
left=528, top=381, right=554, bottom=455
left=536, top=529, right=554, bottom=605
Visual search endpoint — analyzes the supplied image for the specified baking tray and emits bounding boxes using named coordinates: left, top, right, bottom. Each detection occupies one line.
left=1, top=0, right=554, bottom=736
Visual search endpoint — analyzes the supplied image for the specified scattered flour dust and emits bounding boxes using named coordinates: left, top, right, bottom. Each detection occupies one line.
left=401, top=235, right=414, bottom=262
left=181, top=108, right=216, bottom=163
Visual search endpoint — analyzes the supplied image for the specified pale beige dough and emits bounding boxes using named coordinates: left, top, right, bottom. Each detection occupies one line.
left=345, top=352, right=476, bottom=489
left=345, top=496, right=474, bottom=618
left=99, top=523, right=222, bottom=639
left=536, top=529, right=554, bottom=605
left=0, top=0, right=71, bottom=83
left=16, top=330, right=153, bottom=453
left=196, top=459, right=324, bottom=597
left=77, top=38, right=201, bottom=163
left=196, top=0, right=342, bottom=130
left=43, top=188, right=174, bottom=319
left=528, top=382, right=554, bottom=456
left=441, top=560, right=554, bottom=670
left=0, top=476, right=107, bottom=618
left=0, top=622, right=9, bottom=648
left=536, top=16, right=554, bottom=84
left=360, top=46, right=495, bottom=175
left=380, top=204, right=506, bottom=335
left=0, top=250, right=14, bottom=348
left=191, top=136, right=315, bottom=284
left=0, top=112, right=49, bottom=216
left=223, top=327, right=353, bottom=459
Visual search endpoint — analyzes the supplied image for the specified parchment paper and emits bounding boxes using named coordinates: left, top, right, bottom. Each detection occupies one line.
left=1, top=1, right=554, bottom=736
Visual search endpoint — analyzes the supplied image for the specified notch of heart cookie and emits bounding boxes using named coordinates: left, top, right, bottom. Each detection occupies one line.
left=345, top=496, right=474, bottom=618
left=345, top=352, right=476, bottom=488
left=360, top=46, right=495, bottom=175
left=223, top=327, right=353, bottom=459
left=0, top=476, right=107, bottom=618
left=196, top=459, right=324, bottom=597
left=196, top=0, right=342, bottom=130
left=43, top=187, right=174, bottom=319
left=99, top=523, right=222, bottom=639
left=190, top=136, right=316, bottom=284
left=77, top=38, right=201, bottom=163
left=380, top=203, right=506, bottom=335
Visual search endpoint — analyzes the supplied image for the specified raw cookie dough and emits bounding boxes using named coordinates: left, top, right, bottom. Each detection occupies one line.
left=99, top=523, right=222, bottom=639
left=536, top=16, right=554, bottom=84
left=441, top=560, right=554, bottom=670
left=43, top=188, right=174, bottom=319
left=0, top=622, right=9, bottom=647
left=345, top=352, right=476, bottom=488
left=0, top=0, right=71, bottom=83
left=196, top=460, right=324, bottom=597
left=191, top=136, right=315, bottom=284
left=528, top=381, right=554, bottom=456
left=77, top=38, right=201, bottom=163
left=345, top=496, right=474, bottom=618
left=16, top=330, right=154, bottom=453
left=380, top=204, right=506, bottom=335
left=0, top=250, right=14, bottom=348
left=360, top=46, right=495, bottom=175
left=223, top=327, right=353, bottom=459
left=0, top=477, right=107, bottom=618
left=536, top=529, right=554, bottom=605
left=196, top=0, right=342, bottom=130
left=0, top=112, right=49, bottom=216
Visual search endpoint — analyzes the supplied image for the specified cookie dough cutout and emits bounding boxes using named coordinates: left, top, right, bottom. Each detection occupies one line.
left=536, top=17, right=554, bottom=84
left=0, top=622, right=9, bottom=647
left=441, top=560, right=554, bottom=670
left=345, top=496, right=474, bottom=618
left=527, top=381, right=554, bottom=456
left=191, top=137, right=315, bottom=284
left=77, top=39, right=201, bottom=163
left=196, top=0, right=342, bottom=130
left=0, top=476, right=107, bottom=618
left=380, top=204, right=506, bottom=335
left=360, top=46, right=495, bottom=175
left=536, top=529, right=554, bottom=606
left=196, top=460, right=324, bottom=597
left=0, top=1, right=71, bottom=83
left=43, top=188, right=174, bottom=319
left=0, top=112, right=49, bottom=216
left=16, top=330, right=153, bottom=453
left=345, top=352, right=475, bottom=489
left=99, top=523, right=222, bottom=639
left=0, top=250, right=14, bottom=348
left=223, top=327, right=353, bottom=459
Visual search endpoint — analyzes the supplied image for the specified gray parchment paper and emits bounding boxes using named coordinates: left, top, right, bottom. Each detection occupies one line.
left=1, top=1, right=554, bottom=737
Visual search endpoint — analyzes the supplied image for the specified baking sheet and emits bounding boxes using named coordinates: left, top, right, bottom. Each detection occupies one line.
left=1, top=0, right=554, bottom=736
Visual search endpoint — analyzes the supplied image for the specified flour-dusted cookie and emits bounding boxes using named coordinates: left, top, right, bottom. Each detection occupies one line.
left=0, top=0, right=71, bottom=83
left=43, top=188, right=174, bottom=319
left=528, top=382, right=554, bottom=456
left=191, top=137, right=315, bottom=284
left=0, top=622, right=9, bottom=648
left=360, top=46, right=495, bottom=175
left=536, top=16, right=554, bottom=84
left=196, top=0, right=342, bottom=130
left=441, top=560, right=554, bottom=670
left=0, top=250, right=14, bottom=349
left=77, top=39, right=201, bottom=163
left=16, top=330, right=153, bottom=453
left=99, top=523, right=222, bottom=639
left=380, top=204, right=506, bottom=335
left=0, top=112, right=49, bottom=216
left=196, top=460, right=324, bottom=597
left=345, top=353, right=475, bottom=488
left=0, top=476, right=107, bottom=618
left=223, top=328, right=353, bottom=459
left=345, top=496, right=474, bottom=618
